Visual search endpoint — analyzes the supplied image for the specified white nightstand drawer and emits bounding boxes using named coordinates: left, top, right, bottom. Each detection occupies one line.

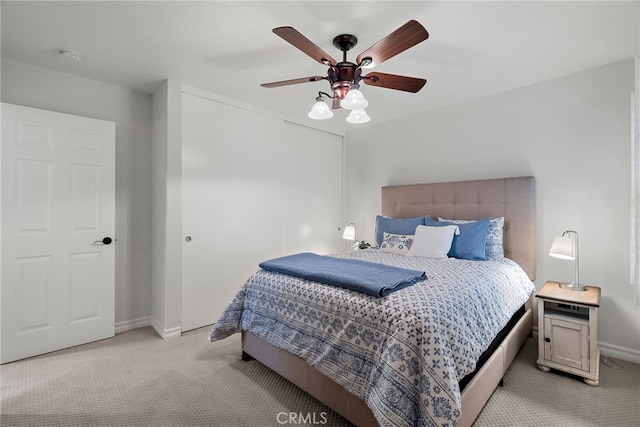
left=543, top=313, right=590, bottom=371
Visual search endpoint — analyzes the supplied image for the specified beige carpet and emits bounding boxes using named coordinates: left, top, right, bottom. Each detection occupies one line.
left=1, top=326, right=638, bottom=427
left=473, top=337, right=640, bottom=427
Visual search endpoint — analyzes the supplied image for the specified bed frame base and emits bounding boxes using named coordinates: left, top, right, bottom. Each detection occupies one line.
left=242, top=299, right=532, bottom=427
left=242, top=331, right=380, bottom=426
left=458, top=303, right=532, bottom=426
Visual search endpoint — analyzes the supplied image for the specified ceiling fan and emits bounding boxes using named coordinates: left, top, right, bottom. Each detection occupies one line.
left=261, top=20, right=429, bottom=122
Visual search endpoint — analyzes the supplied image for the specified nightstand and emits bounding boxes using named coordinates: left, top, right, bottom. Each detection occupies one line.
left=536, top=281, right=601, bottom=386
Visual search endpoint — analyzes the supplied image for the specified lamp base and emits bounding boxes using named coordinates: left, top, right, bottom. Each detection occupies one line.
left=558, top=282, right=587, bottom=291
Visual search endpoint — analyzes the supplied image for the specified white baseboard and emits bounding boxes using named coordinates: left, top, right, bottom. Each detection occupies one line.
left=115, top=316, right=182, bottom=340
left=115, top=316, right=152, bottom=334
left=150, top=316, right=182, bottom=339
left=599, top=341, right=640, bottom=364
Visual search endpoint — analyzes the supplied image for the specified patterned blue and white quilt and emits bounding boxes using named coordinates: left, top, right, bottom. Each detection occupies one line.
left=209, top=250, right=535, bottom=427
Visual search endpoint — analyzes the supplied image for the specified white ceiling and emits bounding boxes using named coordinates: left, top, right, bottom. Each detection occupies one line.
left=2, top=1, right=639, bottom=135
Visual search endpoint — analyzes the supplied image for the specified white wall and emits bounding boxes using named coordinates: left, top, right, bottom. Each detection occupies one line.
left=164, top=83, right=183, bottom=333
left=1, top=58, right=153, bottom=331
left=150, top=80, right=183, bottom=338
left=344, top=59, right=640, bottom=361
left=5, top=56, right=637, bottom=361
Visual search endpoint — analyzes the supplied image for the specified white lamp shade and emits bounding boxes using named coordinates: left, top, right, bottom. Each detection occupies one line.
left=549, top=235, right=575, bottom=260
left=308, top=100, right=333, bottom=120
left=342, top=223, right=356, bottom=240
left=340, top=88, right=369, bottom=110
left=346, top=109, right=370, bottom=124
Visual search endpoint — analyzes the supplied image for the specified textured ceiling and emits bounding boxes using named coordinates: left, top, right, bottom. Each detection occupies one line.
left=2, top=1, right=639, bottom=135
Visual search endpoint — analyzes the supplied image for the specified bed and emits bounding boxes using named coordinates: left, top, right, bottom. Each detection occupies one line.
left=210, top=176, right=536, bottom=427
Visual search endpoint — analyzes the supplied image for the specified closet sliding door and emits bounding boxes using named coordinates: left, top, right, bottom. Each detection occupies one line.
left=181, top=93, right=342, bottom=332
left=281, top=122, right=342, bottom=255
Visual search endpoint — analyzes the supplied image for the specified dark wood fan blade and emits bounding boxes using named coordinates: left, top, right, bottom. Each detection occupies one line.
left=362, top=72, right=427, bottom=93
left=356, top=20, right=428, bottom=67
left=261, top=76, right=326, bottom=88
left=273, top=27, right=337, bottom=66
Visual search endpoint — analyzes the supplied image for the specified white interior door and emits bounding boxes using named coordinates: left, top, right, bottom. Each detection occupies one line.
left=1, top=103, right=115, bottom=364
left=181, top=92, right=343, bottom=333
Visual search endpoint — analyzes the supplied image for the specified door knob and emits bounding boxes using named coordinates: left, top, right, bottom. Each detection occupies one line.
left=94, top=237, right=113, bottom=245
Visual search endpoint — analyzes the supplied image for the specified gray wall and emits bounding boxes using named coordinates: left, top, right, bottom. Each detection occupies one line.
left=344, top=59, right=639, bottom=361
left=2, top=58, right=153, bottom=330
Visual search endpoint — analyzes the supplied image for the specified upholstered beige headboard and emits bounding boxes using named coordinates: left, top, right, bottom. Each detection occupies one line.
left=381, top=176, right=536, bottom=280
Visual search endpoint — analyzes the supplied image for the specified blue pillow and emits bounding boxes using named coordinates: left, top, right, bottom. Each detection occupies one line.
left=375, top=215, right=430, bottom=246
left=439, top=216, right=504, bottom=259
left=426, top=217, right=491, bottom=260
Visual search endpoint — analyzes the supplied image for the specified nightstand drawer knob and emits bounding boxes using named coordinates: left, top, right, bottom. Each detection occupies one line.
left=544, top=337, right=551, bottom=343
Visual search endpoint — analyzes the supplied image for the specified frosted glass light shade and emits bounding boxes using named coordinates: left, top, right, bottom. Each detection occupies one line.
left=340, top=88, right=369, bottom=110
left=308, top=100, right=333, bottom=120
left=342, top=223, right=356, bottom=240
left=346, top=109, right=370, bottom=124
left=549, top=235, right=575, bottom=260
left=549, top=230, right=584, bottom=291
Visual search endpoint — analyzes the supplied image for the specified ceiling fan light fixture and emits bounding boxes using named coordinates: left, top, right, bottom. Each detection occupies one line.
left=340, top=87, right=369, bottom=110
left=308, top=98, right=334, bottom=120
left=359, top=57, right=375, bottom=69
left=346, top=109, right=370, bottom=124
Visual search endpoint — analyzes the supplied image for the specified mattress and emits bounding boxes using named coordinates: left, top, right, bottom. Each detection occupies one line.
left=209, top=249, right=535, bottom=426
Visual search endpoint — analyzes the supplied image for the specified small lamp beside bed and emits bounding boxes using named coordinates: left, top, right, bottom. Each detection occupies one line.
left=342, top=222, right=370, bottom=249
left=342, top=222, right=356, bottom=241
left=549, top=230, right=585, bottom=291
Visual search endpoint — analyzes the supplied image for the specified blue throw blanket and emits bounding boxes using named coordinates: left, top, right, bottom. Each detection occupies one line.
left=258, top=252, right=426, bottom=297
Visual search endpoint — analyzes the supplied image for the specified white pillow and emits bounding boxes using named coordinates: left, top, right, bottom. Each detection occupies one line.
left=379, top=232, right=414, bottom=256
left=407, top=225, right=460, bottom=259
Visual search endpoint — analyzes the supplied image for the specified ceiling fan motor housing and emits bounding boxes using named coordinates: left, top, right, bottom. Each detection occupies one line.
left=329, top=63, right=360, bottom=99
